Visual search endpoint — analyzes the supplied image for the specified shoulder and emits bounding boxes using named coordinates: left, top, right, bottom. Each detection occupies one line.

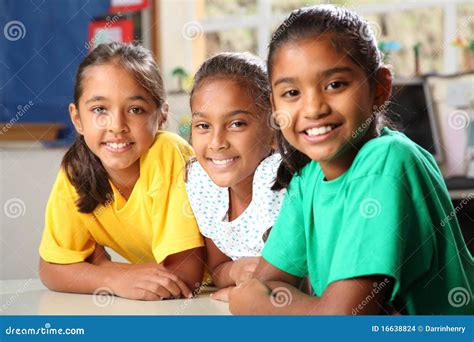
left=46, top=167, right=83, bottom=215
left=185, top=161, right=228, bottom=235
left=147, top=131, right=194, bottom=161
left=251, top=154, right=287, bottom=219
left=253, top=153, right=283, bottom=188
left=52, top=167, right=79, bottom=200
left=349, top=128, right=438, bottom=181
left=186, top=159, right=217, bottom=189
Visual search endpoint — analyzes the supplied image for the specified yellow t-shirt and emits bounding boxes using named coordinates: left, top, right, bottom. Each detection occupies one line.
left=39, top=131, right=204, bottom=265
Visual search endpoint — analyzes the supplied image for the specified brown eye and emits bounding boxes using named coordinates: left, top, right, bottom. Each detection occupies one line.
left=325, top=81, right=347, bottom=91
left=282, top=89, right=299, bottom=97
left=129, top=107, right=145, bottom=114
left=229, top=121, right=246, bottom=128
left=195, top=123, right=210, bottom=130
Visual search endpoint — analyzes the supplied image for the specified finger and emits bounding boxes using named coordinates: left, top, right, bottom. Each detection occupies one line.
left=157, top=271, right=192, bottom=298
left=136, top=288, right=162, bottom=301
left=211, top=287, right=234, bottom=302
left=156, top=276, right=182, bottom=298
left=142, top=281, right=173, bottom=300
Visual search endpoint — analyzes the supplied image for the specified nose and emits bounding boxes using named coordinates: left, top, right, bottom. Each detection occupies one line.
left=302, top=89, right=331, bottom=120
left=108, top=111, right=128, bottom=134
left=208, top=128, right=229, bottom=151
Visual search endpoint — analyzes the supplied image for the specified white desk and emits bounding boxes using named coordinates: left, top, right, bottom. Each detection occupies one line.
left=0, top=279, right=231, bottom=315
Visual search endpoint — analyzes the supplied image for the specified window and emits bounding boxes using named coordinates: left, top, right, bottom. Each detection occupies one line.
left=191, top=0, right=472, bottom=76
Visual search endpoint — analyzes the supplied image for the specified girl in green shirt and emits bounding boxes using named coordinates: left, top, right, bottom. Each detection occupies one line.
left=228, top=5, right=473, bottom=315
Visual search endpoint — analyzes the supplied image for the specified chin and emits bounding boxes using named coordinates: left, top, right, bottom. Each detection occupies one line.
left=209, top=176, right=234, bottom=188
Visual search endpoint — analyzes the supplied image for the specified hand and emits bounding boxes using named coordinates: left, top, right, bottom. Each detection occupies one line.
left=229, top=257, right=259, bottom=285
left=210, top=286, right=234, bottom=302
left=109, top=267, right=192, bottom=301
left=228, top=278, right=271, bottom=314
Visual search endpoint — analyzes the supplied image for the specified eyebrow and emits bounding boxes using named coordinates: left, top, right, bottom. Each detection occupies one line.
left=273, top=67, right=354, bottom=87
left=192, top=110, right=254, bottom=118
left=85, top=95, right=150, bottom=104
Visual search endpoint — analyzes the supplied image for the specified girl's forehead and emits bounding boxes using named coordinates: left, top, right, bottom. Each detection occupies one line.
left=271, top=36, right=361, bottom=79
left=80, top=64, right=153, bottom=100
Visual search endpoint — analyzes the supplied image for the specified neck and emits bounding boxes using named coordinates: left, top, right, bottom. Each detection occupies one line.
left=106, top=164, right=140, bottom=200
left=228, top=175, right=253, bottom=221
left=321, top=127, right=378, bottom=181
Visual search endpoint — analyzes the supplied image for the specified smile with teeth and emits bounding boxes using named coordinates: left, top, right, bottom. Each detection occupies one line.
left=305, top=125, right=337, bottom=137
left=104, top=142, right=133, bottom=150
left=209, top=157, right=238, bottom=165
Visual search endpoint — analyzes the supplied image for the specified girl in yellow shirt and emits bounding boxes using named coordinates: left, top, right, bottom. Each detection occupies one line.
left=39, top=42, right=204, bottom=301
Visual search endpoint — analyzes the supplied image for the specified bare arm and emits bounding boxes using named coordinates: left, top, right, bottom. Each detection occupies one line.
left=254, top=257, right=308, bottom=290
left=39, top=245, right=205, bottom=300
left=229, top=275, right=392, bottom=315
left=205, top=238, right=259, bottom=288
left=205, top=238, right=234, bottom=288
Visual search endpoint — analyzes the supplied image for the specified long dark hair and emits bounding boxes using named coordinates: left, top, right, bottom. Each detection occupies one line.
left=63, top=42, right=166, bottom=213
left=268, top=5, right=387, bottom=190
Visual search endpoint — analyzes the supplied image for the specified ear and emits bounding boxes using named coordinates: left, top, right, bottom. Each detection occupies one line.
left=69, top=103, right=84, bottom=135
left=158, top=101, right=169, bottom=130
left=373, top=67, right=392, bottom=107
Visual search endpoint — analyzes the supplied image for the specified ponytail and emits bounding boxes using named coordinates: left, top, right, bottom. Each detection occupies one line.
left=62, top=136, right=113, bottom=213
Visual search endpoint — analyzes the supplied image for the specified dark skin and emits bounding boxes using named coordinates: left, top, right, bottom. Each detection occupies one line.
left=229, top=259, right=393, bottom=315
left=228, top=35, right=394, bottom=315
left=40, top=245, right=205, bottom=300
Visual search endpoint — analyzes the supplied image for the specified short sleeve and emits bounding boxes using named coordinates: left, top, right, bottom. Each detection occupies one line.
left=329, top=174, right=434, bottom=302
left=262, top=174, right=308, bottom=277
left=39, top=171, right=96, bottom=264
left=151, top=140, right=204, bottom=264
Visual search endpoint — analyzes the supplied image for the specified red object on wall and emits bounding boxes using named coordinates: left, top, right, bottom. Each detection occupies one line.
left=109, top=0, right=148, bottom=13
left=88, top=18, right=134, bottom=50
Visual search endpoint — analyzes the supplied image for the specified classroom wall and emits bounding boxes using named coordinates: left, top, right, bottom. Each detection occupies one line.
left=0, top=143, right=66, bottom=280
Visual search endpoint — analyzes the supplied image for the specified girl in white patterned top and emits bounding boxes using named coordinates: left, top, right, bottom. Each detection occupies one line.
left=186, top=52, right=286, bottom=296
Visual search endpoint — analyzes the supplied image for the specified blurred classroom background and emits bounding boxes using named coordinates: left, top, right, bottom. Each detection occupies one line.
left=0, top=0, right=473, bottom=281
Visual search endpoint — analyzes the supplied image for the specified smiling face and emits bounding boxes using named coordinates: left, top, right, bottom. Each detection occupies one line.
left=271, top=35, right=387, bottom=179
left=191, top=78, right=273, bottom=189
left=69, top=61, right=159, bottom=184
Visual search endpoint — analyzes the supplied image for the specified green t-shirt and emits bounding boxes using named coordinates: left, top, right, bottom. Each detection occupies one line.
left=263, top=128, right=473, bottom=315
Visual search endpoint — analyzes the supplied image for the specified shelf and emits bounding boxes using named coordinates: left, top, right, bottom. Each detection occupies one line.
left=0, top=123, right=64, bottom=141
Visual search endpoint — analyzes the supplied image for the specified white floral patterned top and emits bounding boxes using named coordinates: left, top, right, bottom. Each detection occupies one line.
left=185, top=154, right=286, bottom=260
